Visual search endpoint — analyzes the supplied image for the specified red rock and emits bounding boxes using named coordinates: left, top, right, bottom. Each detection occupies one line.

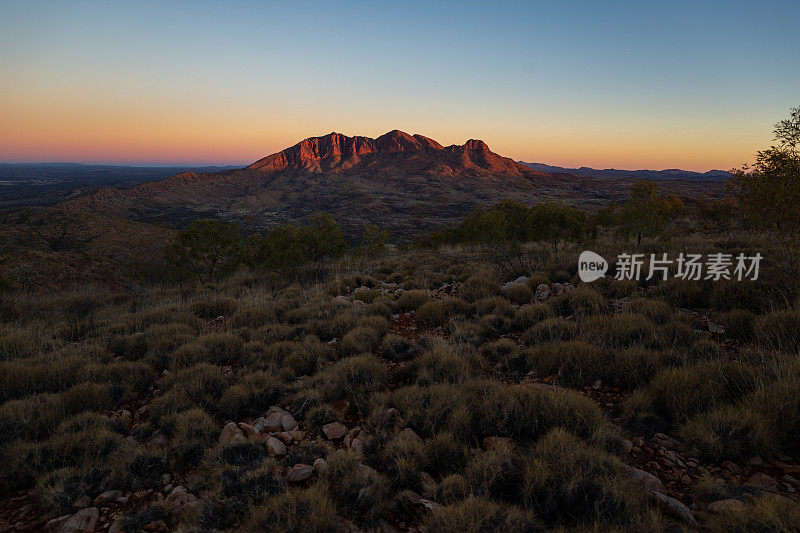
left=707, top=499, right=746, bottom=513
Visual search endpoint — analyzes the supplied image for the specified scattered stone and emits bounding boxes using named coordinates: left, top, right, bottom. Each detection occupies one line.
left=313, top=458, right=328, bottom=474
left=649, top=492, right=696, bottom=525
left=219, top=422, right=246, bottom=445
left=534, top=283, right=551, bottom=300
left=623, top=465, right=666, bottom=494
left=287, top=464, right=314, bottom=482
left=93, top=490, right=122, bottom=507
left=322, top=422, right=347, bottom=440
left=265, top=436, right=286, bottom=456
left=333, top=295, right=350, bottom=305
left=398, top=428, right=422, bottom=442
left=165, top=486, right=201, bottom=518
left=46, top=507, right=99, bottom=533
left=780, top=475, right=800, bottom=487
left=351, top=438, right=364, bottom=453
left=357, top=463, right=379, bottom=478
left=281, top=414, right=298, bottom=431
left=707, top=499, right=746, bottom=514
left=238, top=422, right=259, bottom=439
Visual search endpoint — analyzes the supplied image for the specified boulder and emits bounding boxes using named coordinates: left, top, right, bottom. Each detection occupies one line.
left=46, top=507, right=99, bottom=533
left=281, top=414, right=298, bottom=431
left=322, top=421, right=347, bottom=439
left=165, top=486, right=201, bottom=518
left=287, top=464, right=314, bottom=482
left=534, top=283, right=551, bottom=300
left=622, top=465, right=666, bottom=495
left=93, top=490, right=122, bottom=506
left=265, top=436, right=287, bottom=456
left=219, top=422, right=246, bottom=445
left=650, top=492, right=696, bottom=525
left=707, top=499, right=746, bottom=513
left=313, top=458, right=329, bottom=474
left=397, top=428, right=422, bottom=442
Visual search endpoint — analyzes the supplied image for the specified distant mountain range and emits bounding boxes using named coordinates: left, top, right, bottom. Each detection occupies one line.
left=519, top=162, right=732, bottom=181
left=56, top=130, right=724, bottom=238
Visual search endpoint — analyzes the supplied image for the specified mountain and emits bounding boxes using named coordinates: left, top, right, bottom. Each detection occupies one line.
left=61, top=130, right=724, bottom=238
left=520, top=162, right=732, bottom=181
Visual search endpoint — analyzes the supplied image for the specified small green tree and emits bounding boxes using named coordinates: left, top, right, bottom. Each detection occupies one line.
left=166, top=219, right=242, bottom=284
left=614, top=180, right=669, bottom=245
left=731, top=105, right=800, bottom=232
left=302, top=212, right=348, bottom=261
left=527, top=202, right=587, bottom=249
left=361, top=224, right=389, bottom=257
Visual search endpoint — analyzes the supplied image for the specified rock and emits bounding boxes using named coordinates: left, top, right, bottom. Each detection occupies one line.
left=653, top=433, right=682, bottom=451
left=161, top=473, right=172, bottom=486
left=238, top=422, right=259, bottom=439
left=534, top=283, right=551, bottom=300
left=622, top=465, right=666, bottom=494
left=353, top=300, right=367, bottom=310
left=71, top=496, right=91, bottom=509
left=93, top=490, right=122, bottom=506
left=780, top=475, right=800, bottom=487
left=357, top=463, right=379, bottom=478
left=482, top=436, right=514, bottom=450
left=165, top=486, right=201, bottom=517
left=621, top=439, right=633, bottom=454
left=746, top=472, right=778, bottom=489
left=313, top=458, right=329, bottom=474
left=262, top=411, right=286, bottom=433
left=46, top=507, right=99, bottom=533
left=351, top=438, right=364, bottom=454
left=219, top=422, right=246, bottom=445
left=398, top=428, right=422, bottom=442
left=265, top=436, right=287, bottom=456
left=281, top=414, right=298, bottom=431
left=591, top=379, right=602, bottom=390
left=333, top=295, right=350, bottom=305
left=649, top=492, right=696, bottom=525
left=707, top=320, right=726, bottom=335
left=322, top=422, right=347, bottom=440
left=287, top=464, right=314, bottom=482
left=746, top=455, right=764, bottom=466
left=707, top=499, right=746, bottom=513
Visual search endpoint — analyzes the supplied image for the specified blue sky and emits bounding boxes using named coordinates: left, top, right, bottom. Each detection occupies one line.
left=1, top=0, right=798, bottom=169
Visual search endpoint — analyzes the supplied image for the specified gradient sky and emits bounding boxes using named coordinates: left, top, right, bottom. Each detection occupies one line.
left=1, top=0, right=798, bottom=171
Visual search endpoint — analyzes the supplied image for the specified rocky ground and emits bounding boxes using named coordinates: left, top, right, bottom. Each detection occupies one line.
left=2, top=278, right=799, bottom=532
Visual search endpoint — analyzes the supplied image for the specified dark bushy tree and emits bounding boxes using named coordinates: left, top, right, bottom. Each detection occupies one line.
left=166, top=219, right=242, bottom=284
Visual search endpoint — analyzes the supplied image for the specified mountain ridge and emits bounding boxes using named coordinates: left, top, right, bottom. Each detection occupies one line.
left=520, top=162, right=732, bottom=181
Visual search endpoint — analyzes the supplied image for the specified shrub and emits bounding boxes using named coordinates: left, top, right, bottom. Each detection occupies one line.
left=746, top=360, right=800, bottom=451
left=339, top=326, right=383, bottom=356
left=218, top=371, right=286, bottom=419
left=434, top=474, right=470, bottom=504
left=716, top=309, right=755, bottom=342
left=655, top=278, right=707, bottom=308
left=0, top=330, right=40, bottom=360
left=353, top=287, right=381, bottom=303
left=521, top=318, right=577, bottom=345
left=144, top=323, right=194, bottom=356
left=460, top=276, right=498, bottom=303
left=756, top=310, right=800, bottom=352
left=680, top=405, right=773, bottom=463
left=522, top=428, right=652, bottom=527
left=379, top=334, right=417, bottom=361
left=415, top=344, right=481, bottom=385
left=242, top=486, right=337, bottom=533
left=525, top=341, right=604, bottom=386
left=579, top=314, right=657, bottom=348
left=190, top=296, right=238, bottom=318
left=397, top=290, right=430, bottom=311
left=511, top=304, right=553, bottom=331
left=229, top=306, right=279, bottom=328
left=474, top=296, right=514, bottom=318
left=426, top=496, right=540, bottom=532
left=162, top=408, right=218, bottom=468
left=503, top=283, right=533, bottom=305
left=196, top=333, right=244, bottom=364
left=563, top=285, right=610, bottom=318
left=623, top=298, right=672, bottom=325
left=320, top=449, right=391, bottom=526
left=315, top=355, right=387, bottom=416
left=705, top=494, right=800, bottom=533
left=626, top=361, right=761, bottom=425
